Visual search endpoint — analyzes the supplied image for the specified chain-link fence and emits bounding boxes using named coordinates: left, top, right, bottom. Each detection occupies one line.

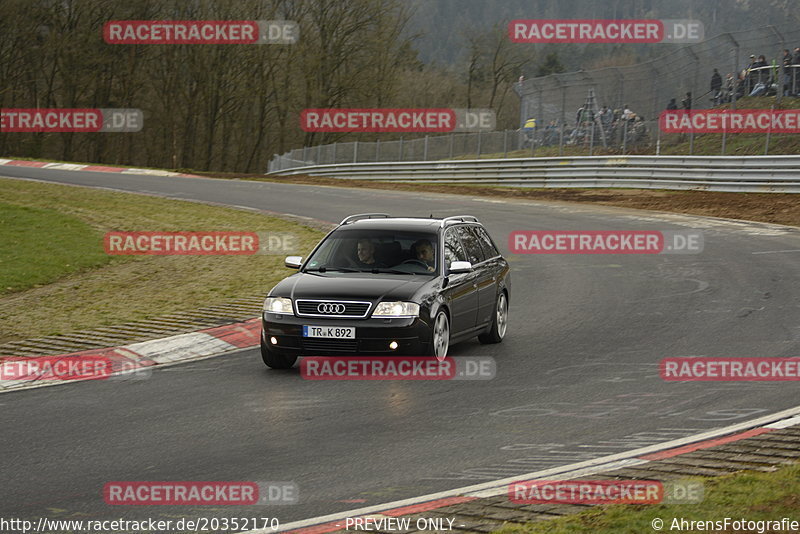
left=268, top=115, right=800, bottom=172
left=517, top=23, right=800, bottom=128
left=269, top=24, right=800, bottom=173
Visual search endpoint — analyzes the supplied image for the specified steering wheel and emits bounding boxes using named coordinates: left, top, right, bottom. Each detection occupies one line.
left=401, top=259, right=430, bottom=268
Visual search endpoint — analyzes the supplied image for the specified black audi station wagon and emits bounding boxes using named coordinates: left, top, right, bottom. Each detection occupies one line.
left=260, top=214, right=510, bottom=368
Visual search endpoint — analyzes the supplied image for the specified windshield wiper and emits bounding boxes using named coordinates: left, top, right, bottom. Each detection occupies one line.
left=366, top=268, right=417, bottom=275
left=304, top=266, right=360, bottom=273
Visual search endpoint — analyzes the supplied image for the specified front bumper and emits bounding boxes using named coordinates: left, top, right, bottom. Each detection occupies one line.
left=261, top=312, right=433, bottom=356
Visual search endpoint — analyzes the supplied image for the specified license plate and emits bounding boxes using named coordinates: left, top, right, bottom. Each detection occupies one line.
left=303, top=326, right=355, bottom=339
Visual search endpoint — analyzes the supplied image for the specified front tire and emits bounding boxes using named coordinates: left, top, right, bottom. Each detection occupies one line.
left=261, top=340, right=298, bottom=369
left=478, top=291, right=508, bottom=344
left=430, top=311, right=450, bottom=360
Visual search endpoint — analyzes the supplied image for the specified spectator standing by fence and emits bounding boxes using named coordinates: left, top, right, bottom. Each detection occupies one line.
left=710, top=69, right=722, bottom=104
left=681, top=92, right=692, bottom=110
left=793, top=47, right=800, bottom=96
left=781, top=49, right=792, bottom=96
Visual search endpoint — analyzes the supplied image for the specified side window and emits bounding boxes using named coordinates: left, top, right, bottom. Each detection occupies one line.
left=472, top=225, right=500, bottom=259
left=455, top=225, right=485, bottom=264
left=444, top=228, right=467, bottom=265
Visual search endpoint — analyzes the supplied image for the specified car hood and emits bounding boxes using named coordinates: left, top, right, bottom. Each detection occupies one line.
left=273, top=272, right=431, bottom=302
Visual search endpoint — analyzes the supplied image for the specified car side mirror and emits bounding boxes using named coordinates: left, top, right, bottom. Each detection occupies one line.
left=284, top=256, right=303, bottom=269
left=448, top=261, right=473, bottom=274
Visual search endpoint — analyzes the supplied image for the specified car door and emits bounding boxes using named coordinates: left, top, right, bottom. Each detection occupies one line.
left=470, top=225, right=506, bottom=327
left=456, top=225, right=494, bottom=329
left=442, top=227, right=478, bottom=335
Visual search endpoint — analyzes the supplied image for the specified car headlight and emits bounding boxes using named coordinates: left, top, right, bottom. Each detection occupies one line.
left=263, top=297, right=294, bottom=315
left=372, top=301, right=420, bottom=317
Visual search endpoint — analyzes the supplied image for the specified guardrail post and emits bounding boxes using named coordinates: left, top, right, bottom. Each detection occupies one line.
left=423, top=135, right=429, bottom=160
left=353, top=141, right=359, bottom=163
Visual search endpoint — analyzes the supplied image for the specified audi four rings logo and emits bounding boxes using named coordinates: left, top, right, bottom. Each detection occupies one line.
left=317, top=303, right=346, bottom=314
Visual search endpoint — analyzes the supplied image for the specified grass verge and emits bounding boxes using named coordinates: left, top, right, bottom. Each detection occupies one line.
left=496, top=463, right=800, bottom=534
left=0, top=203, right=112, bottom=294
left=0, top=178, right=323, bottom=344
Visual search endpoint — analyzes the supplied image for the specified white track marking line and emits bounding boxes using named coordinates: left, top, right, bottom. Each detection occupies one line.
left=751, top=249, right=800, bottom=254
left=248, top=405, right=800, bottom=533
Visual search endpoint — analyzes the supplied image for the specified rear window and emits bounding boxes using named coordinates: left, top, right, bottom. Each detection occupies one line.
left=455, top=225, right=485, bottom=264
left=471, top=225, right=500, bottom=258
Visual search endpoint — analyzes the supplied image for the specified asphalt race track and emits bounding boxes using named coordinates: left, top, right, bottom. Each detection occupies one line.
left=2, top=167, right=800, bottom=524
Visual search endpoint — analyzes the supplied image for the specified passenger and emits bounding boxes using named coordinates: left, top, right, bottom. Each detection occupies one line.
left=355, top=239, right=384, bottom=269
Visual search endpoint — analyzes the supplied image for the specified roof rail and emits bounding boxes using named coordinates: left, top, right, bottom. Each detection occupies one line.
left=340, top=213, right=391, bottom=225
left=440, top=215, right=479, bottom=227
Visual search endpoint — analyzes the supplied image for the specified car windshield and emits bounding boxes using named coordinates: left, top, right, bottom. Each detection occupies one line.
left=304, top=229, right=438, bottom=275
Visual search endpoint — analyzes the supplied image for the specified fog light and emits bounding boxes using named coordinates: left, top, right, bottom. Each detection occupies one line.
left=270, top=336, right=278, bottom=345
left=389, top=341, right=398, bottom=350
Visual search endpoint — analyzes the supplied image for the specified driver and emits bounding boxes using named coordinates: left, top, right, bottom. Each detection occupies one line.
left=413, top=239, right=436, bottom=272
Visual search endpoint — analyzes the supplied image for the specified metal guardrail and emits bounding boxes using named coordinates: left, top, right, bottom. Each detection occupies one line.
left=267, top=155, right=800, bottom=193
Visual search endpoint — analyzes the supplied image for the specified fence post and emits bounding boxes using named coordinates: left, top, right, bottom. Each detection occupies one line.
left=332, top=142, right=337, bottom=164
left=376, top=139, right=380, bottom=162
left=765, top=104, right=774, bottom=155
left=353, top=141, right=358, bottom=163
left=530, top=127, right=535, bottom=157
left=503, top=129, right=508, bottom=158
left=423, top=135, right=429, bottom=161
left=476, top=131, right=482, bottom=157
left=721, top=120, right=727, bottom=155
left=399, top=137, right=404, bottom=161
left=316, top=144, right=322, bottom=164
left=622, top=120, right=628, bottom=155
left=303, top=146, right=309, bottom=163
left=449, top=133, right=454, bottom=159
left=656, top=124, right=661, bottom=156
left=589, top=121, right=595, bottom=156
left=559, top=123, right=564, bottom=156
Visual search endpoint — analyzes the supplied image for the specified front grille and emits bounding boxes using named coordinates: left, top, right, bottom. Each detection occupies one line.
left=296, top=300, right=371, bottom=318
left=301, top=338, right=358, bottom=353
